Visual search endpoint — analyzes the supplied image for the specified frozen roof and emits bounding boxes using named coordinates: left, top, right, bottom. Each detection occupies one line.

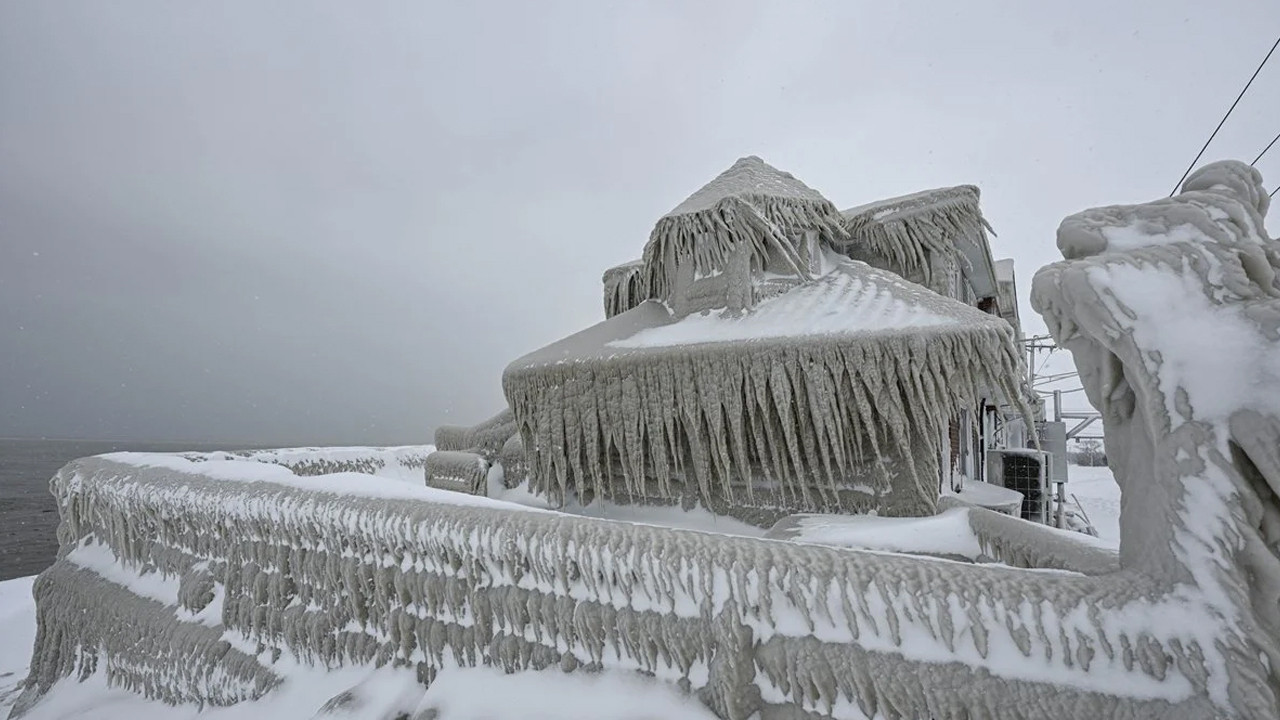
left=841, top=185, right=983, bottom=227
left=662, top=155, right=832, bottom=218
left=840, top=184, right=997, bottom=297
left=639, top=156, right=848, bottom=301
left=609, top=260, right=965, bottom=348
left=505, top=254, right=1028, bottom=513
left=512, top=256, right=1013, bottom=368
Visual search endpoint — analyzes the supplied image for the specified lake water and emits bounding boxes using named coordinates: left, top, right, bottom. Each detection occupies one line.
left=0, top=439, right=240, bottom=581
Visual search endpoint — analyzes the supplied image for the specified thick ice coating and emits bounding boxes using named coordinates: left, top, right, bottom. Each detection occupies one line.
left=1031, top=159, right=1280, bottom=716
left=12, top=160, right=1280, bottom=719
left=505, top=256, right=1027, bottom=524
left=639, top=155, right=849, bottom=302
left=841, top=184, right=993, bottom=295
left=504, top=157, right=1030, bottom=524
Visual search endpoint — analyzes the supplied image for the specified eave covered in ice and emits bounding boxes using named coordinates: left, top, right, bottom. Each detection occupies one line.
left=638, top=155, right=849, bottom=303
left=840, top=184, right=997, bottom=298
left=504, top=257, right=1025, bottom=525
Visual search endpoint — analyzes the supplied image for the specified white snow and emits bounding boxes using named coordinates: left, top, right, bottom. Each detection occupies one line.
left=181, top=445, right=434, bottom=484
left=0, top=461, right=1129, bottom=719
left=662, top=155, right=827, bottom=217
left=1098, top=221, right=1204, bottom=253
left=783, top=507, right=985, bottom=559
left=99, top=451, right=549, bottom=511
left=0, top=575, right=36, bottom=710
left=1065, top=464, right=1122, bottom=546
left=1088, top=260, right=1280, bottom=424
left=0, top=573, right=717, bottom=720
left=610, top=262, right=955, bottom=348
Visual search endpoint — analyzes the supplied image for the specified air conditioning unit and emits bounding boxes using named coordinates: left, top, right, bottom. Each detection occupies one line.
left=986, top=449, right=1050, bottom=524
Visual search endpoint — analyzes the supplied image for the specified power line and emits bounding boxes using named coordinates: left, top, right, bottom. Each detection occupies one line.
left=1170, top=34, right=1280, bottom=196
left=1035, top=348, right=1056, bottom=375
left=1252, top=129, right=1280, bottom=166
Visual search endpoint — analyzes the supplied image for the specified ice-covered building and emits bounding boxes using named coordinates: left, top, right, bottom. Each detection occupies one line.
left=16, top=160, right=1280, bottom=720
left=435, top=157, right=1030, bottom=525
left=840, top=185, right=1031, bottom=488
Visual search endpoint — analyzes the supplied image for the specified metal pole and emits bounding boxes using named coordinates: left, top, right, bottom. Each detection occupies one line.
left=1053, top=389, right=1062, bottom=422
left=1056, top=481, right=1066, bottom=529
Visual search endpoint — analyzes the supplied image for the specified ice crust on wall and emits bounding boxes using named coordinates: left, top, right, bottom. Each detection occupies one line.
left=12, top=442, right=1267, bottom=720
left=505, top=258, right=1027, bottom=523
left=433, top=409, right=516, bottom=459
left=423, top=450, right=489, bottom=495
left=603, top=260, right=649, bottom=319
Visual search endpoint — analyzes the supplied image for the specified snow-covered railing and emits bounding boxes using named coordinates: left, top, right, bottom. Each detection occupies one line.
left=14, top=452, right=1241, bottom=719
left=423, top=450, right=489, bottom=495
left=178, top=445, right=433, bottom=483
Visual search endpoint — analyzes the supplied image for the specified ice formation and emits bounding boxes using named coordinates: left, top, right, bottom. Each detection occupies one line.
left=502, top=157, right=1029, bottom=525
left=13, top=160, right=1280, bottom=719
left=178, top=445, right=433, bottom=482
left=639, top=155, right=848, bottom=302
left=1030, top=159, right=1280, bottom=715
left=4, top=452, right=1216, bottom=720
left=841, top=185, right=992, bottom=295
left=603, top=260, right=648, bottom=319
left=506, top=259, right=1025, bottom=525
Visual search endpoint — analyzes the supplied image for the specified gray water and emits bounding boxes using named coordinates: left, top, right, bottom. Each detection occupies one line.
left=0, top=439, right=244, bottom=581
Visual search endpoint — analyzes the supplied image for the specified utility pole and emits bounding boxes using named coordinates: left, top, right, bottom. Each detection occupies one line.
left=1021, top=334, right=1057, bottom=389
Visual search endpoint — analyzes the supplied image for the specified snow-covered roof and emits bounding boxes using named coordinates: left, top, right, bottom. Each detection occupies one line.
left=840, top=184, right=997, bottom=297
left=639, top=156, right=848, bottom=301
left=841, top=184, right=982, bottom=226
left=609, top=260, right=967, bottom=348
left=513, top=256, right=1014, bottom=366
left=661, top=155, right=832, bottom=218
left=505, top=253, right=1028, bottom=521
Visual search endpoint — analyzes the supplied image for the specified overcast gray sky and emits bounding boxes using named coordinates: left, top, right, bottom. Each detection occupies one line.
left=2, top=2, right=1277, bottom=445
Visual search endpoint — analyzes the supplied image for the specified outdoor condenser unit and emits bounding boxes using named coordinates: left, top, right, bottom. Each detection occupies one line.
left=985, top=449, right=1050, bottom=524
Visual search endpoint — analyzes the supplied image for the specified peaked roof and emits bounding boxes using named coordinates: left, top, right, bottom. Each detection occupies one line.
left=640, top=156, right=848, bottom=301
left=840, top=184, right=993, bottom=294
left=662, top=155, right=833, bottom=218
left=841, top=184, right=983, bottom=228
left=608, top=258, right=998, bottom=349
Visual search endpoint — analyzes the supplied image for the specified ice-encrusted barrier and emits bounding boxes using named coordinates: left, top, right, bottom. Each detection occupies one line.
left=178, top=445, right=433, bottom=482
left=11, top=451, right=1250, bottom=719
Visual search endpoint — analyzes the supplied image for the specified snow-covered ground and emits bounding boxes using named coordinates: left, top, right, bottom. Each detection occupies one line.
left=0, top=463, right=1122, bottom=720
left=0, top=578, right=716, bottom=720
left=1063, top=464, right=1121, bottom=545
left=0, top=576, right=35, bottom=711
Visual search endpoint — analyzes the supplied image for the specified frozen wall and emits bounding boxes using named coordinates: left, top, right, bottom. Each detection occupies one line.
left=179, top=445, right=434, bottom=483
left=11, top=451, right=1251, bottom=719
